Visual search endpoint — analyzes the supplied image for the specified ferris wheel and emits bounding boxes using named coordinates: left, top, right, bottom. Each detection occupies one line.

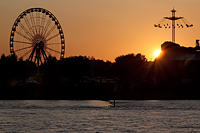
left=10, top=8, right=65, bottom=66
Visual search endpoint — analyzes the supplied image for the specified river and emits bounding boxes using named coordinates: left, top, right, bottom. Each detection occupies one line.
left=0, top=100, right=200, bottom=132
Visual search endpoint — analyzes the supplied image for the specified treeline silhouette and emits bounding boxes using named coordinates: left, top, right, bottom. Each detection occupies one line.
left=0, top=53, right=37, bottom=87
left=40, top=53, right=150, bottom=85
left=1, top=52, right=200, bottom=100
left=0, top=53, right=153, bottom=99
left=0, top=53, right=151, bottom=86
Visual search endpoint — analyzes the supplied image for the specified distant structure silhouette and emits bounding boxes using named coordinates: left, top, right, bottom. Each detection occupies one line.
left=10, top=8, right=65, bottom=67
left=154, top=8, right=193, bottom=43
left=158, top=41, right=200, bottom=60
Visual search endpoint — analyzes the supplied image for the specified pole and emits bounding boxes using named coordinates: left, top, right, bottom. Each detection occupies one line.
left=171, top=8, right=176, bottom=43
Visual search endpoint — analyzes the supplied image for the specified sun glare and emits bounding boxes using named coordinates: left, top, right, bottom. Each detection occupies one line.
left=154, top=50, right=162, bottom=58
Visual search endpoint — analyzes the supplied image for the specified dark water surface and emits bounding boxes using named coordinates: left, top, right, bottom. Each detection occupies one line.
left=0, top=100, right=200, bottom=132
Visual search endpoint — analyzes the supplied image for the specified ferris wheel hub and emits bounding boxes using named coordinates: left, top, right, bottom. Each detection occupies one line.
left=39, top=41, right=44, bottom=49
left=32, top=34, right=46, bottom=47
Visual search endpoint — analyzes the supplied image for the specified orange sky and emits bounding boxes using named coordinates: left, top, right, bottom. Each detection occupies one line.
left=1, top=0, right=200, bottom=62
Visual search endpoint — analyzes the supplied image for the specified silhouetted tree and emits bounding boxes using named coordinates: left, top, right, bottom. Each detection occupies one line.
left=93, top=59, right=112, bottom=78
left=61, top=56, right=90, bottom=82
left=111, top=53, right=148, bottom=83
left=0, top=53, right=37, bottom=87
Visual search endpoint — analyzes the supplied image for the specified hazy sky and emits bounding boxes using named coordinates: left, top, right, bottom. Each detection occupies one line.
left=1, top=0, right=200, bottom=62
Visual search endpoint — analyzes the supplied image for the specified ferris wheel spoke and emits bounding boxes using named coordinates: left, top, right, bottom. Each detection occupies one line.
left=24, top=15, right=36, bottom=36
left=21, top=48, right=33, bottom=58
left=45, top=47, right=60, bottom=54
left=46, top=43, right=61, bottom=45
left=45, top=49, right=52, bottom=57
left=46, top=33, right=60, bottom=42
left=40, top=13, right=46, bottom=35
left=30, top=12, right=38, bottom=34
left=15, top=31, right=32, bottom=41
left=44, top=25, right=57, bottom=38
left=42, top=18, right=52, bottom=36
left=15, top=46, right=33, bottom=52
left=36, top=12, right=40, bottom=34
left=18, top=22, right=34, bottom=38
left=36, top=12, right=43, bottom=35
left=13, top=41, right=32, bottom=45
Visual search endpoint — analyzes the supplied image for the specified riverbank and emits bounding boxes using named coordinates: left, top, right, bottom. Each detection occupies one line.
left=1, top=83, right=200, bottom=100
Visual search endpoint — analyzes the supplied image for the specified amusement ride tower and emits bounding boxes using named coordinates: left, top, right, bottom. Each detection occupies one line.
left=154, top=8, right=193, bottom=43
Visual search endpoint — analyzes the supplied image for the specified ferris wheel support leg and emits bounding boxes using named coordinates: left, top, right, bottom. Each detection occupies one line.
left=29, top=47, right=36, bottom=61
left=41, top=49, right=48, bottom=62
left=41, top=51, right=47, bottom=63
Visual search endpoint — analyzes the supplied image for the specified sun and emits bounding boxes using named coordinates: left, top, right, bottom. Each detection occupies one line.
left=154, top=50, right=162, bottom=58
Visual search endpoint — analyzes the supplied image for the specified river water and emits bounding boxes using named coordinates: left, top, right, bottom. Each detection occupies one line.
left=0, top=100, right=200, bottom=132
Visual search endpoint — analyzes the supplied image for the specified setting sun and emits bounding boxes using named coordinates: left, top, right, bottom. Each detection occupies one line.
left=154, top=50, right=162, bottom=58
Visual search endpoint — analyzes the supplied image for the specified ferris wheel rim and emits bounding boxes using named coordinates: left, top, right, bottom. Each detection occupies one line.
left=10, top=7, right=65, bottom=65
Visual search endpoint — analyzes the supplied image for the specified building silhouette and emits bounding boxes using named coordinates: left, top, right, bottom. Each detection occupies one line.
left=158, top=41, right=200, bottom=60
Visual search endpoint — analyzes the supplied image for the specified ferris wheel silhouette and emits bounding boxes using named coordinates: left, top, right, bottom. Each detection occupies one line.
left=10, top=8, right=65, bottom=66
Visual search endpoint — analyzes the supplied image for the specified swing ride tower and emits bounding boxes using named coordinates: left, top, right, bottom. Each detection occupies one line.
left=154, top=8, right=193, bottom=43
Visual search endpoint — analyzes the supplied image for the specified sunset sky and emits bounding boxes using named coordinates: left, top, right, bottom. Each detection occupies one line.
left=1, top=0, right=200, bottom=62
